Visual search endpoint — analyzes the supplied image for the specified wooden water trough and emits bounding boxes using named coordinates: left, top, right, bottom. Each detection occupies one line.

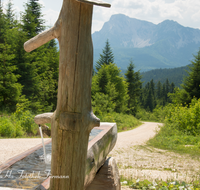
left=0, top=122, right=120, bottom=190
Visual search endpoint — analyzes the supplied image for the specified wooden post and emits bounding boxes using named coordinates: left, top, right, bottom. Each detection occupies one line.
left=24, top=0, right=111, bottom=190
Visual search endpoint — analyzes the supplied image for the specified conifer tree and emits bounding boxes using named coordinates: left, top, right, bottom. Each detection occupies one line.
left=95, top=39, right=114, bottom=71
left=165, top=79, right=170, bottom=102
left=170, top=82, right=175, bottom=93
left=22, top=0, right=45, bottom=38
left=92, top=63, right=128, bottom=114
left=98, top=67, right=109, bottom=94
left=182, top=49, right=200, bottom=99
left=0, top=2, right=5, bottom=44
left=46, top=39, right=59, bottom=110
left=20, top=0, right=58, bottom=112
left=145, top=89, right=154, bottom=112
left=125, top=60, right=142, bottom=115
left=0, top=43, right=22, bottom=111
left=6, top=0, right=15, bottom=28
left=156, top=81, right=162, bottom=99
left=162, top=83, right=166, bottom=106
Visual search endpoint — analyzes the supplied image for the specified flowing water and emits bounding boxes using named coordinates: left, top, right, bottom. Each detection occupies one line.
left=0, top=128, right=103, bottom=189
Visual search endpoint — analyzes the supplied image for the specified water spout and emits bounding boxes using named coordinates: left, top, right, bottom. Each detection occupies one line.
left=39, top=125, right=47, bottom=163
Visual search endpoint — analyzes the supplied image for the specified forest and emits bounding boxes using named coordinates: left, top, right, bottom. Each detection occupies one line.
left=1, top=0, right=200, bottom=154
left=141, top=65, right=190, bottom=87
left=0, top=0, right=59, bottom=114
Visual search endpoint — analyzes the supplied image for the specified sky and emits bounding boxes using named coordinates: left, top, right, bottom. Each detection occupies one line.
left=2, top=0, right=200, bottom=33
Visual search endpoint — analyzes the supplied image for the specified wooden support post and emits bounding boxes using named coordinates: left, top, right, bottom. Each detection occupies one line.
left=24, top=0, right=111, bottom=190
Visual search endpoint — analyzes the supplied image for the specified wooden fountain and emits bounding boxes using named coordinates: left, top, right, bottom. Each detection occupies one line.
left=24, top=0, right=120, bottom=190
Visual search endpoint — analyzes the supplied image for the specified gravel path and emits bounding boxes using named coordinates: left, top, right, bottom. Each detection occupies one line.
left=113, top=122, right=162, bottom=149
left=109, top=122, right=200, bottom=190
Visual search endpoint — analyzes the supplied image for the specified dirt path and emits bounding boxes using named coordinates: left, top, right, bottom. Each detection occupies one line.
left=113, top=122, right=162, bottom=149
left=109, top=122, right=200, bottom=190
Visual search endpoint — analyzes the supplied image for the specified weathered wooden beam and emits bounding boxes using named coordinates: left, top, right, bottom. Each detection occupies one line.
left=34, top=113, right=54, bottom=125
left=24, top=27, right=56, bottom=52
left=24, top=19, right=61, bottom=52
left=85, top=123, right=117, bottom=188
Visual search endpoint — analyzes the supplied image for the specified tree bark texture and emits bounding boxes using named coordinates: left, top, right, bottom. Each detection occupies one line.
left=50, top=1, right=99, bottom=190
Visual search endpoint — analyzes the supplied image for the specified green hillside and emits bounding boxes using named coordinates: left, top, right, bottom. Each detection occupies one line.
left=141, top=65, right=190, bottom=87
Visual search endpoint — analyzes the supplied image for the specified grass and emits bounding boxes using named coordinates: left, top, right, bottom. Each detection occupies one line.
left=135, top=107, right=167, bottom=123
left=146, top=99, right=200, bottom=157
left=98, top=112, right=142, bottom=132
left=120, top=177, right=200, bottom=190
left=148, top=124, right=200, bottom=157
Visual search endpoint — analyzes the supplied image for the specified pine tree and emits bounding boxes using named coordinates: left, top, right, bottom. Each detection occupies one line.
left=5, top=0, right=15, bottom=29
left=150, top=79, right=155, bottom=97
left=162, top=83, right=166, bottom=106
left=92, top=63, right=128, bottom=113
left=98, top=67, right=109, bottom=94
left=22, top=0, right=45, bottom=38
left=166, top=79, right=170, bottom=99
left=125, top=60, right=142, bottom=115
left=170, top=82, right=175, bottom=93
left=46, top=39, right=59, bottom=110
left=32, top=41, right=59, bottom=112
left=145, top=89, right=154, bottom=112
left=182, top=49, right=200, bottom=99
left=19, top=0, right=58, bottom=113
left=95, top=39, right=114, bottom=71
left=156, top=81, right=162, bottom=99
left=0, top=43, right=22, bottom=111
left=0, top=2, right=5, bottom=44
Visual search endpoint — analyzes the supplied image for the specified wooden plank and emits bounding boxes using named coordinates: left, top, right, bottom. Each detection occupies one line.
left=85, top=123, right=117, bottom=187
left=77, top=0, right=111, bottom=7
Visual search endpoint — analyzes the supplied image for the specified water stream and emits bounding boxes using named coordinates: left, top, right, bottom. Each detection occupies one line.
left=39, top=126, right=47, bottom=164
left=0, top=128, right=103, bottom=189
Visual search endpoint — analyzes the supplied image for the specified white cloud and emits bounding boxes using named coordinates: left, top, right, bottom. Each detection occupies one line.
left=43, top=9, right=59, bottom=27
left=38, top=0, right=45, bottom=7
left=92, top=0, right=200, bottom=32
left=2, top=0, right=200, bottom=32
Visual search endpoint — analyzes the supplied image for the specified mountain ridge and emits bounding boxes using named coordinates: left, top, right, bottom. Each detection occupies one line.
left=92, top=14, right=200, bottom=72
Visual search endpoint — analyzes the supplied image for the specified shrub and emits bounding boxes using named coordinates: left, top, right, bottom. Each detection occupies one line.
left=165, top=99, right=200, bottom=136
left=148, top=98, right=200, bottom=155
left=12, top=103, right=38, bottom=135
left=98, top=112, right=141, bottom=132
left=0, top=117, right=16, bottom=137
